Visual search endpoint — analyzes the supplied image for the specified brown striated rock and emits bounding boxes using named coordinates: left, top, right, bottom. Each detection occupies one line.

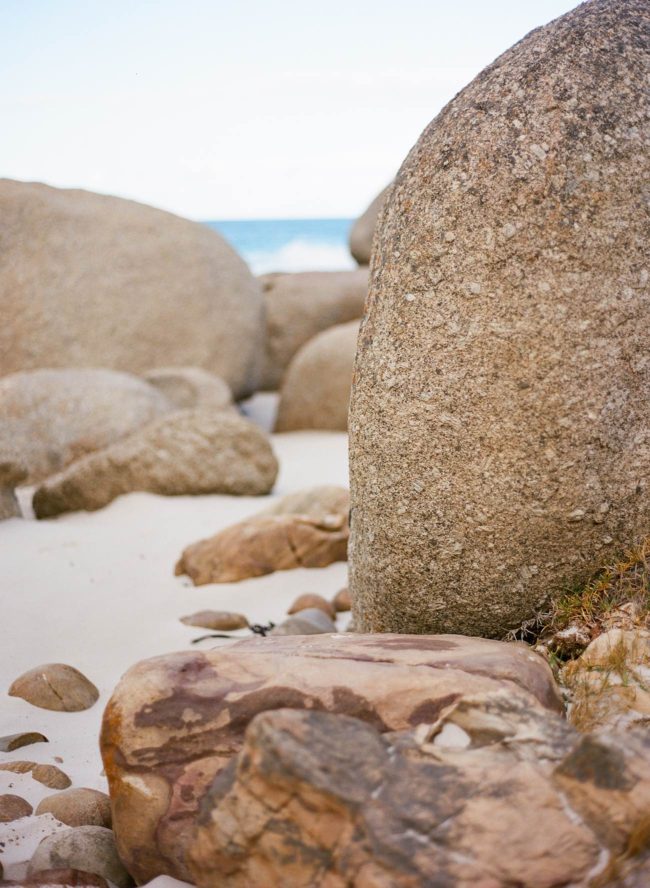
left=33, top=410, right=278, bottom=518
left=332, top=587, right=352, bottom=612
left=0, top=732, right=48, bottom=752
left=188, top=702, right=650, bottom=888
left=287, top=593, right=335, bottom=618
left=100, top=633, right=562, bottom=883
left=349, top=185, right=391, bottom=265
left=275, top=320, right=358, bottom=432
left=0, top=761, right=71, bottom=789
left=259, top=269, right=368, bottom=390
left=175, top=513, right=348, bottom=585
left=36, top=789, right=112, bottom=828
left=180, top=611, right=249, bottom=631
left=0, top=369, right=171, bottom=484
left=143, top=367, right=235, bottom=413
left=261, top=484, right=349, bottom=520
left=0, top=793, right=33, bottom=822
left=349, top=0, right=650, bottom=637
left=28, top=827, right=132, bottom=888
left=0, top=179, right=263, bottom=398
left=9, top=664, right=99, bottom=712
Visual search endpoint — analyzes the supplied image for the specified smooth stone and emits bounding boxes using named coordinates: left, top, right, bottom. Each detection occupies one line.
left=0, top=793, right=33, bottom=822
left=0, top=762, right=71, bottom=789
left=36, top=789, right=112, bottom=828
left=180, top=611, right=249, bottom=631
left=287, top=594, right=335, bottom=619
left=28, top=826, right=133, bottom=888
left=9, top=664, right=99, bottom=712
left=0, top=733, right=49, bottom=752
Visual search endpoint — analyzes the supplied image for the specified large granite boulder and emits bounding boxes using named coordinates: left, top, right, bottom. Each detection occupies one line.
left=348, top=185, right=390, bottom=265
left=275, top=320, right=358, bottom=432
left=100, top=633, right=561, bottom=883
left=33, top=410, right=278, bottom=517
left=189, top=701, right=650, bottom=888
left=349, top=0, right=650, bottom=637
left=259, top=269, right=367, bottom=390
left=0, top=368, right=170, bottom=483
left=0, top=180, right=263, bottom=398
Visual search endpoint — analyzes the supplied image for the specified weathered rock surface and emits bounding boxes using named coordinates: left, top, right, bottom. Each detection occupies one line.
left=349, top=0, right=650, bottom=637
left=0, top=369, right=171, bottom=484
left=28, top=827, right=132, bottom=888
left=180, top=611, right=249, bottom=631
left=176, top=513, right=348, bottom=585
left=287, top=593, right=335, bottom=618
left=0, top=761, right=71, bottom=789
left=259, top=269, right=368, bottom=390
left=0, top=179, right=263, bottom=398
left=275, top=320, right=359, bottom=432
left=189, top=700, right=650, bottom=888
left=143, top=367, right=235, bottom=413
left=36, top=789, right=112, bottom=828
left=348, top=185, right=390, bottom=265
left=9, top=664, right=99, bottom=712
left=33, top=410, right=278, bottom=518
left=261, top=484, right=349, bottom=520
left=0, top=462, right=25, bottom=520
left=0, top=793, right=33, bottom=822
left=100, top=633, right=561, bottom=882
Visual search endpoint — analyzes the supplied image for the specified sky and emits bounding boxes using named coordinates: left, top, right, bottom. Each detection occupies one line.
left=1, top=0, right=580, bottom=220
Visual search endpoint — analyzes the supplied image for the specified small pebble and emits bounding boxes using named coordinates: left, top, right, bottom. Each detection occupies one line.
left=332, top=587, right=352, bottom=612
left=180, top=610, right=249, bottom=631
left=9, top=663, right=99, bottom=712
left=287, top=594, right=335, bottom=619
left=0, top=792, right=33, bottom=822
left=0, top=761, right=71, bottom=789
left=36, top=788, right=112, bottom=828
left=0, top=732, right=48, bottom=752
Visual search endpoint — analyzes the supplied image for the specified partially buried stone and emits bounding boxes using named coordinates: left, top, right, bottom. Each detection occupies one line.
left=332, top=587, right=352, bottom=612
left=0, top=793, right=33, bottom=822
left=0, top=761, right=71, bottom=789
left=28, top=827, right=133, bottom=888
left=287, top=593, right=335, bottom=619
left=0, top=732, right=48, bottom=752
left=36, top=789, right=112, bottom=828
left=271, top=608, right=337, bottom=636
left=180, top=611, right=249, bottom=631
left=9, top=664, right=99, bottom=712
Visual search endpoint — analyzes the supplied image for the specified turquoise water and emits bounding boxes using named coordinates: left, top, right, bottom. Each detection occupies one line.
left=205, top=218, right=355, bottom=275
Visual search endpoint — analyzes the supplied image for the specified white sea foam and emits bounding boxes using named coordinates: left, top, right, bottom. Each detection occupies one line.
left=247, top=237, right=356, bottom=275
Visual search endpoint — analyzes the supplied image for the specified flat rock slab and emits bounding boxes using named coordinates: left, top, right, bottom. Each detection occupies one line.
left=100, top=633, right=561, bottom=883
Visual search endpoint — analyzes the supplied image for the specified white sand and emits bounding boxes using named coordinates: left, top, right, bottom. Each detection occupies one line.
left=0, top=427, right=349, bottom=885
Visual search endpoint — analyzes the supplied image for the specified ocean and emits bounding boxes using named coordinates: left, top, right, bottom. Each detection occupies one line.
left=205, top=218, right=355, bottom=276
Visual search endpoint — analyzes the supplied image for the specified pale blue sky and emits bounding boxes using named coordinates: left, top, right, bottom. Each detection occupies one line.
left=2, top=0, right=579, bottom=219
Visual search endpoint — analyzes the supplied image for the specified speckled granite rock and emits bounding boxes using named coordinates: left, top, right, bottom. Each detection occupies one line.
left=275, top=321, right=358, bottom=432
left=0, top=179, right=263, bottom=398
left=348, top=185, right=390, bottom=265
left=189, top=701, right=650, bottom=888
left=143, top=367, right=235, bottom=413
left=0, top=369, right=171, bottom=484
left=259, top=269, right=368, bottom=390
left=100, top=633, right=561, bottom=883
left=175, top=512, right=348, bottom=584
left=33, top=410, right=278, bottom=517
left=349, top=0, right=650, bottom=637
left=261, top=484, right=349, bottom=519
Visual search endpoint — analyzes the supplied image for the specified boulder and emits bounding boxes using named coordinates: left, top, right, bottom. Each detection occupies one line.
left=9, top=664, right=98, bottom=712
left=259, top=269, right=368, bottom=390
left=349, top=0, right=650, bottom=636
left=275, top=321, right=358, bottom=432
left=189, top=701, right=650, bottom=888
left=28, top=827, right=132, bottom=888
left=33, top=410, right=278, bottom=518
left=100, top=633, right=561, bottom=883
left=261, top=484, right=349, bottom=520
left=0, top=794, right=33, bottom=822
left=348, top=185, right=390, bottom=265
left=0, top=761, right=71, bottom=789
left=0, top=179, right=263, bottom=398
left=35, top=789, right=112, bottom=828
left=0, top=369, right=171, bottom=484
left=143, top=367, right=235, bottom=413
left=175, top=513, right=348, bottom=585
left=0, top=462, right=25, bottom=521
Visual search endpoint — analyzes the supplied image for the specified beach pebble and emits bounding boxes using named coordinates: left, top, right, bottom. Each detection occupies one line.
left=271, top=607, right=337, bottom=636
left=28, top=826, right=133, bottom=888
left=332, top=587, right=352, bottom=612
left=0, top=761, right=71, bottom=789
left=180, top=610, right=249, bottom=631
left=287, top=593, right=335, bottom=619
left=0, top=793, right=33, bottom=822
left=9, top=664, right=99, bottom=712
left=36, top=788, right=112, bottom=828
left=0, top=732, right=48, bottom=752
